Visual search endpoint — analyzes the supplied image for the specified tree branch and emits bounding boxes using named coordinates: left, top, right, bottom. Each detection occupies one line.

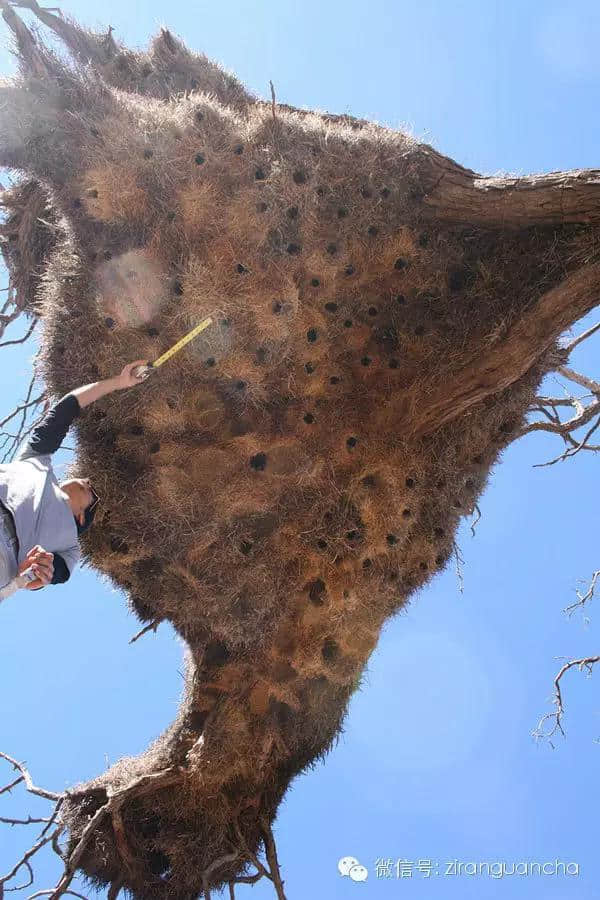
left=0, top=753, right=183, bottom=900
left=533, top=656, right=600, bottom=746
left=561, top=320, right=600, bottom=354
left=0, top=775, right=24, bottom=796
left=26, top=891, right=88, bottom=899
left=419, top=147, right=600, bottom=227
left=8, top=0, right=112, bottom=65
left=0, top=316, right=37, bottom=348
left=518, top=331, right=600, bottom=466
left=0, top=0, right=49, bottom=76
left=0, top=753, right=61, bottom=802
left=0, top=369, right=47, bottom=464
left=409, top=263, right=600, bottom=438
left=0, top=814, right=53, bottom=826
left=259, top=817, right=287, bottom=900
left=565, top=570, right=600, bottom=618
left=129, top=618, right=162, bottom=644
left=1, top=829, right=58, bottom=892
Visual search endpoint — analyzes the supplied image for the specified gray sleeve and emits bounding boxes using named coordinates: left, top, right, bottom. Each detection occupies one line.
left=57, top=543, right=80, bottom=578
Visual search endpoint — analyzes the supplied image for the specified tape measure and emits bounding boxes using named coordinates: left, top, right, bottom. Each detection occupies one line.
left=133, top=316, right=214, bottom=380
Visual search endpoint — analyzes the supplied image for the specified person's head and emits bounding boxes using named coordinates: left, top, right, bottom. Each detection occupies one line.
left=60, top=477, right=100, bottom=534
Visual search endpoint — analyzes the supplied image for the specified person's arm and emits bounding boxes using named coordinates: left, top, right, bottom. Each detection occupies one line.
left=70, top=360, right=148, bottom=409
left=14, top=361, right=148, bottom=461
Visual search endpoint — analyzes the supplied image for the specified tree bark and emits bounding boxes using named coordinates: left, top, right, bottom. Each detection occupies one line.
left=409, top=262, right=600, bottom=437
left=418, top=146, right=600, bottom=227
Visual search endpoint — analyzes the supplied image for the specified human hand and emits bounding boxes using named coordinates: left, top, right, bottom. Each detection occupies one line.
left=116, top=360, right=150, bottom=389
left=19, top=545, right=54, bottom=590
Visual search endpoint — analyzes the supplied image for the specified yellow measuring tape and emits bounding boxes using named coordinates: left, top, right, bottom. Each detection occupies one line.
left=134, top=316, right=214, bottom=380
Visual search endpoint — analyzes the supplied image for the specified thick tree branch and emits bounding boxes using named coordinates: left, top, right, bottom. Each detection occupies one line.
left=0, top=0, right=49, bottom=76
left=410, top=263, right=600, bottom=437
left=7, top=0, right=108, bottom=64
left=419, top=146, right=600, bottom=227
left=5, top=0, right=254, bottom=109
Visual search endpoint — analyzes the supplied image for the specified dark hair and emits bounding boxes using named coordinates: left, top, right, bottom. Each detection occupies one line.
left=76, top=502, right=98, bottom=535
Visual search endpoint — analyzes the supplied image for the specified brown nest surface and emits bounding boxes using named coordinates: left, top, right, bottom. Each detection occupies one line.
left=0, top=3, right=599, bottom=897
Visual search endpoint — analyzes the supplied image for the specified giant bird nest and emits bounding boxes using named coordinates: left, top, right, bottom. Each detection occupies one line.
left=0, top=3, right=599, bottom=898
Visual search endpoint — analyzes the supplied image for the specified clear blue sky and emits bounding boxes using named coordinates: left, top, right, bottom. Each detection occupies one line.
left=1, top=2, right=599, bottom=898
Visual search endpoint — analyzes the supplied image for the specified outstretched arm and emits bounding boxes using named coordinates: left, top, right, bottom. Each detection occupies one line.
left=70, top=360, right=148, bottom=409
left=14, top=361, right=148, bottom=461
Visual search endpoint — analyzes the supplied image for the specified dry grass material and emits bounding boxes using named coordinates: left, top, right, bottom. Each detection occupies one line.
left=0, top=6, right=599, bottom=898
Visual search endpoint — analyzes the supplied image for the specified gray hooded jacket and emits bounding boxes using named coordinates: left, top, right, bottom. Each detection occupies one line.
left=0, top=394, right=82, bottom=587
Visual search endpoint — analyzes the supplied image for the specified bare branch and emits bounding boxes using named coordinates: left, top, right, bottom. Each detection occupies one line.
left=532, top=414, right=600, bottom=467
left=470, top=504, right=481, bottom=538
left=518, top=318, right=600, bottom=466
left=0, top=365, right=47, bottom=463
left=0, top=775, right=24, bottom=796
left=231, top=871, right=262, bottom=885
left=26, top=891, right=89, bottom=899
left=514, top=310, right=600, bottom=469
left=0, top=827, right=61, bottom=892
left=557, top=364, right=600, bottom=394
left=0, top=307, right=20, bottom=337
left=129, top=618, right=162, bottom=644
left=232, top=822, right=272, bottom=882
left=0, top=391, right=46, bottom=430
left=565, top=570, right=600, bottom=618
left=202, top=851, right=239, bottom=900
left=259, top=817, right=287, bottom=900
left=0, top=814, right=53, bottom=826
left=533, top=656, right=600, bottom=746
left=0, top=315, right=37, bottom=348
left=453, top=540, right=464, bottom=594
left=561, top=320, right=600, bottom=354
left=0, top=756, right=66, bottom=895
left=0, top=753, right=62, bottom=802
left=0, top=0, right=49, bottom=76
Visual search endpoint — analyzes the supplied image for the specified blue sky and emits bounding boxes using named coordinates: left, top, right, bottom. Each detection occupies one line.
left=1, top=2, right=599, bottom=898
